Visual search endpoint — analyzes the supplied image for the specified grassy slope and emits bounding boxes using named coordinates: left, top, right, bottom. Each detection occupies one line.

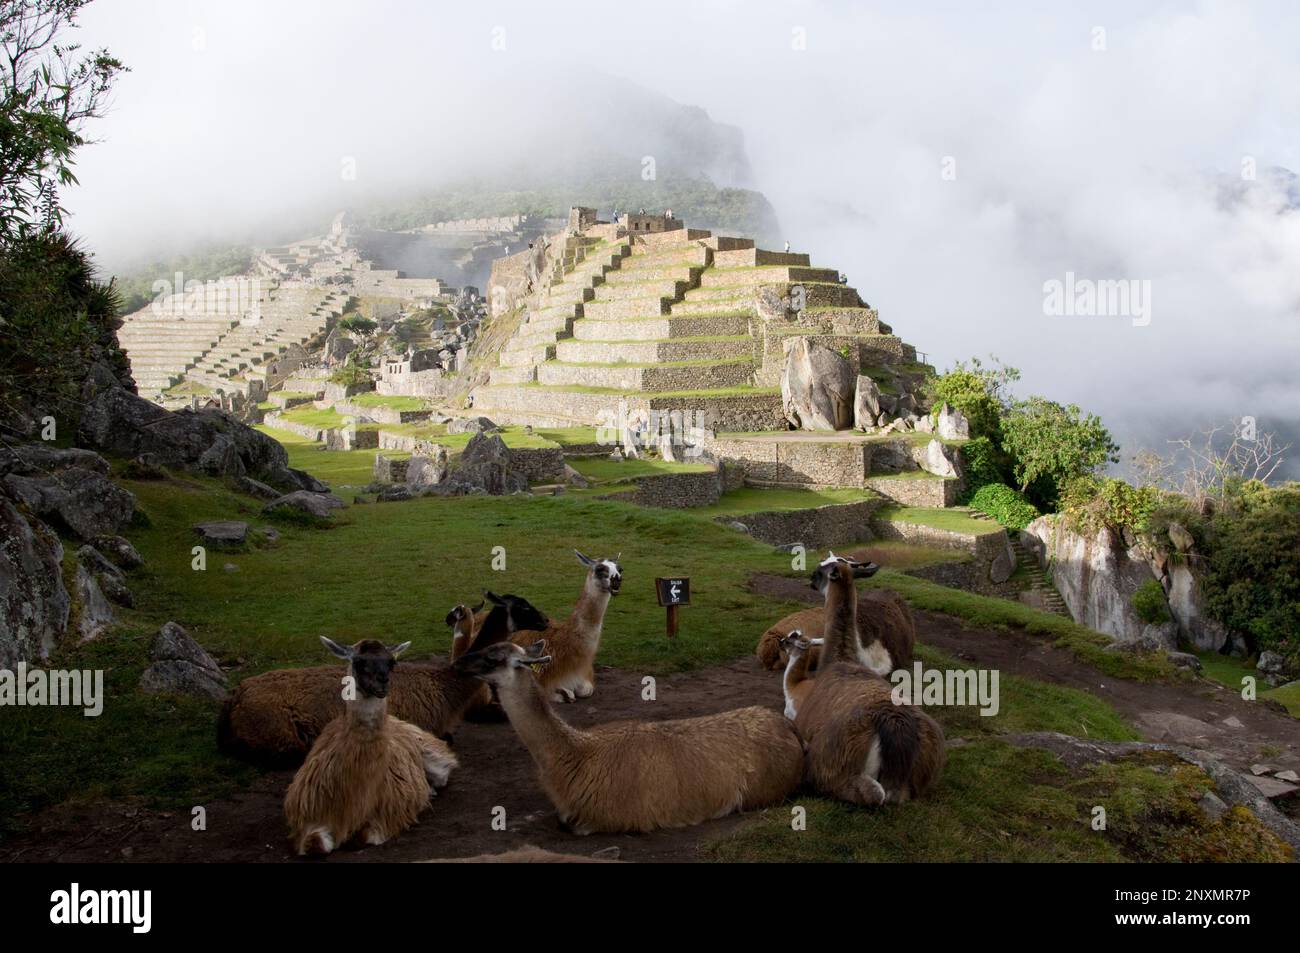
left=2, top=435, right=1286, bottom=861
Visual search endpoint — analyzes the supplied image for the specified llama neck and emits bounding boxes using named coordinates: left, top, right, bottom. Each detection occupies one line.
left=783, top=649, right=813, bottom=714
left=569, top=576, right=610, bottom=640
left=345, top=693, right=388, bottom=732
left=471, top=606, right=511, bottom=649
left=822, top=577, right=860, bottom=664
left=496, top=670, right=581, bottom=760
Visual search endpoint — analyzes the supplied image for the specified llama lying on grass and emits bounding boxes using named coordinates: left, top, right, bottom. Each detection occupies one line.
left=218, top=593, right=549, bottom=764
left=455, top=641, right=805, bottom=834
left=284, top=638, right=458, bottom=856
left=791, top=554, right=945, bottom=806
left=511, top=551, right=621, bottom=703
left=755, top=566, right=915, bottom=676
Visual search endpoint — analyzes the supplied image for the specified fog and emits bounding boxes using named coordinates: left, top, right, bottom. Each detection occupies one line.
left=65, top=0, right=1300, bottom=473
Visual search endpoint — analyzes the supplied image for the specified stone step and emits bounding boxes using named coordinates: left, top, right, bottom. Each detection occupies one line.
left=593, top=279, right=692, bottom=302
left=700, top=236, right=755, bottom=252
left=470, top=383, right=784, bottom=431
left=536, top=359, right=756, bottom=393
left=580, top=297, right=673, bottom=321
left=699, top=266, right=840, bottom=288
left=506, top=327, right=571, bottom=352
left=668, top=299, right=758, bottom=318
left=712, top=248, right=811, bottom=268
left=555, top=336, right=755, bottom=364
left=632, top=228, right=711, bottom=246
left=498, top=343, right=556, bottom=367
left=489, top=364, right=538, bottom=385
left=572, top=313, right=753, bottom=342
left=622, top=246, right=711, bottom=270
left=536, top=286, right=595, bottom=308
left=602, top=265, right=701, bottom=285
left=524, top=313, right=578, bottom=335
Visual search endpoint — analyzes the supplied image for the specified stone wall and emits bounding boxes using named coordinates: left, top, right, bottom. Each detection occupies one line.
left=333, top=401, right=433, bottom=425
left=722, top=498, right=887, bottom=547
left=865, top=475, right=959, bottom=507
left=871, top=516, right=1014, bottom=589
left=509, top=447, right=565, bottom=484
left=606, top=470, right=723, bottom=509
left=262, top=413, right=326, bottom=441
left=705, top=435, right=869, bottom=487
left=375, top=368, right=454, bottom=398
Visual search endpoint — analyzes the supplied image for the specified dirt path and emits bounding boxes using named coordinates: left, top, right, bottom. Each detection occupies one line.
left=4, top=580, right=1297, bottom=863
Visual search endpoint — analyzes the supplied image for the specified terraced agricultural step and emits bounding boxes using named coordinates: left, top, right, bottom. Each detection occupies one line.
left=529, top=302, right=583, bottom=323
left=712, top=248, right=811, bottom=268
left=507, top=327, right=573, bottom=351
left=536, top=359, right=756, bottom=392
left=620, top=246, right=711, bottom=270
left=602, top=265, right=701, bottom=285
left=489, top=365, right=538, bottom=385
left=469, top=384, right=785, bottom=431
left=581, top=297, right=673, bottom=321
left=572, top=313, right=753, bottom=342
left=633, top=228, right=711, bottom=246
left=700, top=236, right=755, bottom=251
left=699, top=266, right=840, bottom=288
left=498, top=343, right=556, bottom=367
left=555, top=336, right=756, bottom=364
left=522, top=313, right=577, bottom=336
left=669, top=298, right=756, bottom=318
left=593, top=279, right=692, bottom=302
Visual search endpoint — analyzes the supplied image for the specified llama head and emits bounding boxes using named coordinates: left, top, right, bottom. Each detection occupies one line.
left=321, top=637, right=410, bottom=699
left=453, top=640, right=551, bottom=686
left=575, top=550, right=623, bottom=596
left=482, top=591, right=550, bottom=635
left=809, top=552, right=879, bottom=594
left=777, top=629, right=818, bottom=655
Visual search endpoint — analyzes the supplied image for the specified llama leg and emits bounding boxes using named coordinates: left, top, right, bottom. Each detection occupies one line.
left=553, top=687, right=576, bottom=703
left=358, top=822, right=389, bottom=847
left=299, top=825, right=337, bottom=856
left=422, top=744, right=458, bottom=792
left=574, top=665, right=595, bottom=698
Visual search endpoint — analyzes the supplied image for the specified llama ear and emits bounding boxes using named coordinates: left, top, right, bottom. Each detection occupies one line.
left=390, top=641, right=412, bottom=658
left=574, top=550, right=596, bottom=567
left=851, top=561, right=880, bottom=578
left=321, top=636, right=353, bottom=660
left=484, top=590, right=506, bottom=606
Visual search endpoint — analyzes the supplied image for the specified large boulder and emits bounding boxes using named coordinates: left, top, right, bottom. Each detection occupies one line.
left=263, top=491, right=346, bottom=520
left=447, top=416, right=499, bottom=435
left=3, top=465, right=135, bottom=541
left=1021, top=517, right=1178, bottom=649
left=74, top=562, right=115, bottom=642
left=920, top=439, right=961, bottom=479
left=138, top=621, right=228, bottom=700
left=853, top=376, right=882, bottom=431
left=78, top=382, right=308, bottom=490
left=91, top=534, right=143, bottom=569
left=781, top=338, right=855, bottom=431
left=0, top=496, right=71, bottom=667
left=935, top=403, right=971, bottom=440
left=1163, top=561, right=1231, bottom=652
left=192, top=520, right=249, bottom=546
left=407, top=447, right=449, bottom=489
left=450, top=433, right=527, bottom=495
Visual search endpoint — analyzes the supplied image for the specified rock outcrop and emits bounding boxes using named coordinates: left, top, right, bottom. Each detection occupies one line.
left=781, top=338, right=855, bottom=431
left=1021, top=517, right=1179, bottom=649
left=138, top=621, right=228, bottom=700
left=0, top=496, right=71, bottom=667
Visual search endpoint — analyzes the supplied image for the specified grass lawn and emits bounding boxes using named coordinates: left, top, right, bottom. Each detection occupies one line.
left=877, top=505, right=1000, bottom=536
left=1195, top=650, right=1300, bottom=717
left=255, top=428, right=382, bottom=489
left=697, top=486, right=878, bottom=517
left=569, top=456, right=713, bottom=483
left=346, top=393, right=432, bottom=411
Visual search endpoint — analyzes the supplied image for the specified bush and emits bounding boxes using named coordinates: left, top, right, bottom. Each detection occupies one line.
left=957, top=436, right=1008, bottom=501
left=1132, top=579, right=1172, bottom=625
left=328, top=363, right=372, bottom=388
left=969, top=483, right=1040, bottom=530
left=1061, top=477, right=1162, bottom=535
left=930, top=357, right=1019, bottom=442
left=1000, top=397, right=1119, bottom=508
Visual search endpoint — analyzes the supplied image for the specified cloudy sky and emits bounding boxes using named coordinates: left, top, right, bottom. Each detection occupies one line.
left=66, top=0, right=1300, bottom=473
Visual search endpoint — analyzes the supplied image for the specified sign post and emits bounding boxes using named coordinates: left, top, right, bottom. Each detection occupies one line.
left=654, top=577, right=690, bottom=639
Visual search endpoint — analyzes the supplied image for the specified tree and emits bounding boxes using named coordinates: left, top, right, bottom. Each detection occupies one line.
left=1133, top=422, right=1290, bottom=504
left=930, top=355, right=1020, bottom=442
left=338, top=314, right=378, bottom=337
left=1000, top=396, right=1119, bottom=505
left=1, top=0, right=126, bottom=243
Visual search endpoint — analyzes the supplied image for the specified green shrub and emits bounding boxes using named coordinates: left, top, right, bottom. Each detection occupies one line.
left=1061, top=477, right=1162, bottom=535
left=969, top=483, right=1040, bottom=530
left=930, top=357, right=1020, bottom=442
left=329, top=363, right=372, bottom=387
left=958, top=436, right=1008, bottom=501
left=1132, top=579, right=1172, bottom=625
left=1000, top=397, right=1119, bottom=508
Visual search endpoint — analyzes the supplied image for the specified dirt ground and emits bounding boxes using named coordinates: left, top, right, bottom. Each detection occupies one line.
left=4, top=577, right=1297, bottom=864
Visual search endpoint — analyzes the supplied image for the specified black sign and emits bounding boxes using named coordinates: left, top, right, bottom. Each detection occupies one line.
left=655, top=577, right=690, bottom=606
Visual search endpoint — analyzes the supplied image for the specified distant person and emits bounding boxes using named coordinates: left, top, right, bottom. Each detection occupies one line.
left=638, top=207, right=645, bottom=215
left=666, top=208, right=674, bottom=219
left=784, top=241, right=791, bottom=253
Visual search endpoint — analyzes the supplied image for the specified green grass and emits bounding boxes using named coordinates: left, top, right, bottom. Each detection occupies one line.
left=256, top=428, right=382, bottom=488
left=1195, top=651, right=1300, bottom=717
left=275, top=406, right=348, bottom=429
left=697, top=486, right=879, bottom=517
left=569, top=456, right=714, bottom=483
left=707, top=743, right=1291, bottom=862
left=877, top=505, right=999, bottom=536
left=347, top=393, right=432, bottom=411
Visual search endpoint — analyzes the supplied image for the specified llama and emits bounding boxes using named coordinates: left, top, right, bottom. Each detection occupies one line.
left=755, top=558, right=915, bottom=676
left=778, top=630, right=822, bottom=720
left=792, top=554, right=945, bottom=806
left=218, top=593, right=549, bottom=764
left=454, top=641, right=805, bottom=834
left=511, top=550, right=621, bottom=702
left=283, top=638, right=458, bottom=855
left=445, top=601, right=486, bottom=661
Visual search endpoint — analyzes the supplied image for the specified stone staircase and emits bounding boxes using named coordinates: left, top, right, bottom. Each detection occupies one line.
left=473, top=221, right=919, bottom=433
left=964, top=511, right=1071, bottom=616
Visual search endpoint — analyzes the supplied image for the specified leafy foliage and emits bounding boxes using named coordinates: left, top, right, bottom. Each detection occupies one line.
left=1060, top=477, right=1163, bottom=535
left=1131, top=579, right=1172, bottom=625
left=930, top=356, right=1019, bottom=442
left=1001, top=397, right=1119, bottom=507
left=968, top=483, right=1040, bottom=530
left=0, top=0, right=127, bottom=243
left=957, top=435, right=1010, bottom=501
